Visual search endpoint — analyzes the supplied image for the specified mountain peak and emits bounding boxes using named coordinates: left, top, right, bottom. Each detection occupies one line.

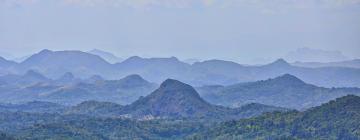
left=159, top=79, right=194, bottom=91
left=123, top=74, right=143, bottom=80
left=127, top=56, right=143, bottom=61
left=156, top=79, right=203, bottom=100
left=268, top=58, right=290, bottom=67
left=277, top=73, right=301, bottom=80
left=269, top=74, right=305, bottom=85
left=121, top=74, right=147, bottom=84
left=119, top=56, right=144, bottom=65
left=115, top=74, right=153, bottom=88
left=22, top=70, right=49, bottom=82
left=38, top=49, right=53, bottom=54
left=125, top=79, right=212, bottom=118
left=274, top=58, right=289, bottom=64
left=169, top=56, right=179, bottom=61
left=87, top=49, right=122, bottom=63
left=20, top=50, right=113, bottom=78
left=331, top=95, right=360, bottom=107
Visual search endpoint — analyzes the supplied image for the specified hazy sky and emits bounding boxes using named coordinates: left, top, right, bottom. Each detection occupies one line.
left=1, top=0, right=360, bottom=64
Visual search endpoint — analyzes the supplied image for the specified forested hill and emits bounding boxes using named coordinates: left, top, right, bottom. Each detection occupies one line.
left=190, top=95, right=360, bottom=140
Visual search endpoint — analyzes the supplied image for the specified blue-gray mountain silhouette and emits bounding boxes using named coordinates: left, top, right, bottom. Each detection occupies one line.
left=197, top=74, right=360, bottom=109
left=0, top=74, right=157, bottom=105
left=87, top=49, right=123, bottom=63
left=0, top=70, right=50, bottom=86
left=0, top=50, right=360, bottom=87
left=17, top=49, right=116, bottom=78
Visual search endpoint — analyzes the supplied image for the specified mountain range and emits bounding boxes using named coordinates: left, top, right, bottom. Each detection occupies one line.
left=0, top=49, right=360, bottom=87
left=0, top=79, right=287, bottom=121
left=117, top=79, right=286, bottom=120
left=0, top=57, right=16, bottom=75
left=1, top=68, right=359, bottom=110
left=0, top=73, right=157, bottom=105
left=14, top=50, right=117, bottom=78
left=197, top=74, right=360, bottom=109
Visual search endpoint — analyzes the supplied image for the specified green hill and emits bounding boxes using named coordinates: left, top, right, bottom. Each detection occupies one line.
left=190, top=95, right=360, bottom=140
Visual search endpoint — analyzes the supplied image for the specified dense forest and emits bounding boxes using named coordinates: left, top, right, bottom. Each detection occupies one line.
left=190, top=95, right=360, bottom=140
left=0, top=95, right=358, bottom=139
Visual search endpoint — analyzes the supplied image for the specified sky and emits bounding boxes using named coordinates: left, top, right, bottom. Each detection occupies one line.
left=0, top=0, right=360, bottom=64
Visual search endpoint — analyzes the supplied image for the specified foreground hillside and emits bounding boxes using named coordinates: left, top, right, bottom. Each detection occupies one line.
left=191, top=95, right=360, bottom=140
left=0, top=95, right=358, bottom=139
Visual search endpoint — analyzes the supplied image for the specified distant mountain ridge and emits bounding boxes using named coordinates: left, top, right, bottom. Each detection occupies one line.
left=197, top=74, right=360, bottom=109
left=0, top=57, right=16, bottom=69
left=0, top=70, right=51, bottom=86
left=0, top=49, right=359, bottom=87
left=0, top=73, right=158, bottom=105
left=87, top=49, right=123, bottom=63
left=16, top=49, right=117, bottom=78
left=0, top=57, right=16, bottom=76
left=115, top=56, right=191, bottom=83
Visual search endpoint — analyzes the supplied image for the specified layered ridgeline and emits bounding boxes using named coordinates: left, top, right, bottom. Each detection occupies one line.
left=0, top=49, right=360, bottom=87
left=197, top=74, right=360, bottom=109
left=87, top=49, right=123, bottom=64
left=0, top=70, right=51, bottom=86
left=114, top=57, right=360, bottom=87
left=0, top=57, right=16, bottom=76
left=67, top=79, right=287, bottom=120
left=13, top=50, right=118, bottom=78
left=1, top=70, right=359, bottom=110
left=0, top=79, right=286, bottom=120
left=191, top=95, right=360, bottom=140
left=0, top=73, right=157, bottom=105
left=114, top=56, right=191, bottom=84
left=0, top=79, right=289, bottom=139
